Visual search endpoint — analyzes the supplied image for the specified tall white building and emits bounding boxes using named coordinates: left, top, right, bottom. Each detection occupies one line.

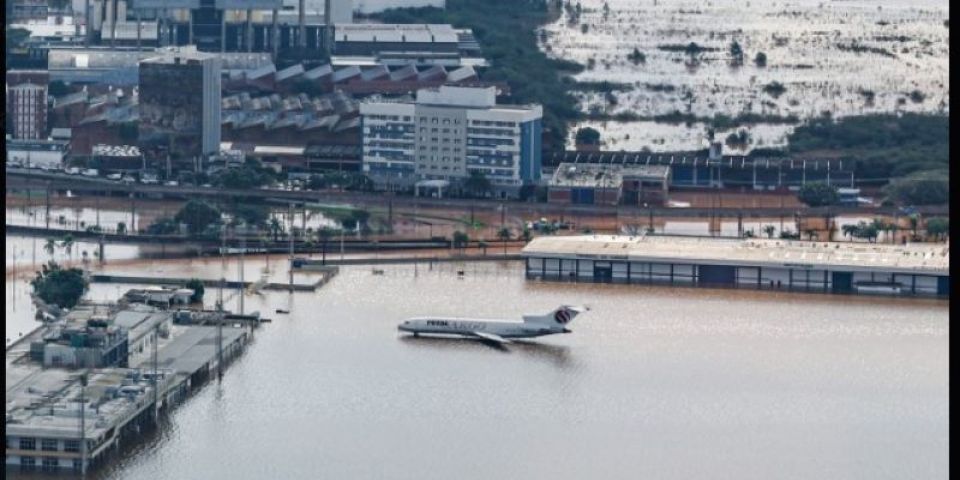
left=360, top=85, right=542, bottom=195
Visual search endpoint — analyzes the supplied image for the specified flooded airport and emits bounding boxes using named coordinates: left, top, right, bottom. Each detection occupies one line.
left=5, top=252, right=948, bottom=479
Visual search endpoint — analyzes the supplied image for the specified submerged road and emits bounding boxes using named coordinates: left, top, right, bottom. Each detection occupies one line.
left=7, top=168, right=949, bottom=218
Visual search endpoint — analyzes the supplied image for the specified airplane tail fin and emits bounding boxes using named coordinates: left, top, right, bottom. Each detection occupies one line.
left=523, top=305, right=587, bottom=326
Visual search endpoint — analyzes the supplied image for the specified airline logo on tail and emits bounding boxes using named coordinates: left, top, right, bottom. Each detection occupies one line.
left=554, top=308, right=573, bottom=325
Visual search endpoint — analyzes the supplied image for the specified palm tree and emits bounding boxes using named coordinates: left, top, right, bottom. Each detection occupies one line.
left=60, top=234, right=75, bottom=262
left=496, top=227, right=511, bottom=255
left=268, top=217, right=283, bottom=242
left=804, top=229, right=818, bottom=241
left=841, top=224, right=859, bottom=241
left=318, top=227, right=334, bottom=265
left=908, top=214, right=920, bottom=240
left=762, top=225, right=776, bottom=238
left=521, top=228, right=533, bottom=242
left=44, top=238, right=58, bottom=257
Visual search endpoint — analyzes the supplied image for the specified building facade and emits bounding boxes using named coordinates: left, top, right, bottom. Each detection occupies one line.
left=360, top=85, right=542, bottom=196
left=7, top=82, right=48, bottom=140
left=138, top=47, right=221, bottom=164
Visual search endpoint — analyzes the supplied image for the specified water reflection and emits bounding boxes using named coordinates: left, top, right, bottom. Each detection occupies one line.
left=398, top=335, right=576, bottom=369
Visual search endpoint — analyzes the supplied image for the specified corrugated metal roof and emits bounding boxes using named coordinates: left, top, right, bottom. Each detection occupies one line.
left=522, top=235, right=950, bottom=274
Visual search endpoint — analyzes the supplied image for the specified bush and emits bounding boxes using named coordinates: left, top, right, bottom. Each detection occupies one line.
left=185, top=279, right=205, bottom=303
left=31, top=261, right=88, bottom=309
left=754, top=51, right=767, bottom=67
left=883, top=171, right=949, bottom=205
left=797, top=182, right=839, bottom=207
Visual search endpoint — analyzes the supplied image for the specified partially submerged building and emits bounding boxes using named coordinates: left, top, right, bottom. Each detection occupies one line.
left=522, top=235, right=950, bottom=297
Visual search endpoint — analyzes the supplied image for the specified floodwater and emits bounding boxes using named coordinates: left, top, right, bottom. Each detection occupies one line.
left=543, top=0, right=950, bottom=150
left=6, top=257, right=948, bottom=479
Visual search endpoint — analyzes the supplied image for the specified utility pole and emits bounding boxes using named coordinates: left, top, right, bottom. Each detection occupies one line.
left=218, top=225, right=225, bottom=382
left=289, top=203, right=295, bottom=290
left=152, top=322, right=159, bottom=419
left=239, top=223, right=245, bottom=315
left=79, top=372, right=88, bottom=475
left=45, top=183, right=51, bottom=229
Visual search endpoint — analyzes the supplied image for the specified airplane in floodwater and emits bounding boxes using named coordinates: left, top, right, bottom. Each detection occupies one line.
left=397, top=305, right=587, bottom=344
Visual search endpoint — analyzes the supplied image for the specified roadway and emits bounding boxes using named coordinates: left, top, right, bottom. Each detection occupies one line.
left=5, top=168, right=949, bottom=218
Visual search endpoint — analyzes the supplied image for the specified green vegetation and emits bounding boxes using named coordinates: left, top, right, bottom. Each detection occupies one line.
left=211, top=159, right=278, bottom=189
left=6, top=28, right=30, bottom=68
left=925, top=217, right=949, bottom=241
left=786, top=114, right=948, bottom=203
left=31, top=262, right=88, bottom=309
left=174, top=200, right=222, bottom=236
left=725, top=129, right=750, bottom=149
left=378, top=0, right=579, bottom=147
left=185, top=279, right=205, bottom=303
left=729, top=40, right=744, bottom=66
left=452, top=230, right=470, bottom=252
left=754, top=51, right=767, bottom=67
left=762, top=81, right=787, bottom=98
left=841, top=221, right=881, bottom=243
left=628, top=48, right=646, bottom=65
left=463, top=170, right=493, bottom=197
left=567, top=80, right=635, bottom=93
left=146, top=217, right=179, bottom=235
left=575, top=127, right=601, bottom=145
left=797, top=182, right=839, bottom=207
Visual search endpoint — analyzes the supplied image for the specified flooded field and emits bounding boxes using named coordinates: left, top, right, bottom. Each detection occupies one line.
left=542, top=0, right=950, bottom=151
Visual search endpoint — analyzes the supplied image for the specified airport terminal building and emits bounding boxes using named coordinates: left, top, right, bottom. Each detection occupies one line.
left=521, top=235, right=950, bottom=297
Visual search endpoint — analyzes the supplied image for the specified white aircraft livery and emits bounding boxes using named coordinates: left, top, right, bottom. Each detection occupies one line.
left=397, top=305, right=587, bottom=344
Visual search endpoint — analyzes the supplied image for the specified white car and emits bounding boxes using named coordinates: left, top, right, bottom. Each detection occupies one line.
left=165, top=180, right=178, bottom=186
left=121, top=176, right=136, bottom=184
left=107, top=173, right=123, bottom=180
left=66, top=167, right=81, bottom=175
left=82, top=169, right=99, bottom=177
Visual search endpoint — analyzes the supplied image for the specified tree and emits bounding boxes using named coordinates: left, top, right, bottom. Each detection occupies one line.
left=147, top=217, right=179, bottom=235
left=318, top=227, right=335, bottom=264
left=763, top=81, right=787, bottom=98
left=729, top=40, right=744, bottom=66
left=174, top=200, right=222, bottom=236
left=797, top=182, right=839, bottom=207
left=44, top=238, right=58, bottom=257
left=628, top=48, right=646, bottom=65
left=575, top=127, right=601, bottom=146
left=185, top=278, right=205, bottom=303
left=925, top=217, right=949, bottom=241
left=232, top=204, right=269, bottom=229
left=269, top=217, right=284, bottom=242
left=463, top=171, right=493, bottom=198
left=31, top=261, right=88, bottom=309
left=762, top=225, right=776, bottom=238
left=841, top=223, right=860, bottom=240
left=116, top=222, right=127, bottom=235
left=60, top=235, right=75, bottom=262
left=452, top=230, right=470, bottom=253
left=804, top=228, right=818, bottom=240
left=497, top=227, right=512, bottom=254
left=754, top=51, right=767, bottom=67
left=350, top=209, right=371, bottom=233
left=48, top=80, right=70, bottom=97
left=521, top=228, right=533, bottom=242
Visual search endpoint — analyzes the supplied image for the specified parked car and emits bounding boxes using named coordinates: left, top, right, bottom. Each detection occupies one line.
left=121, top=175, right=136, bottom=184
left=106, top=173, right=123, bottom=180
left=165, top=180, right=178, bottom=186
left=66, top=167, right=81, bottom=175
left=82, top=168, right=99, bottom=177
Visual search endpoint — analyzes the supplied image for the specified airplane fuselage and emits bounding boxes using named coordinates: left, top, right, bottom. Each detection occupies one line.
left=398, top=317, right=570, bottom=339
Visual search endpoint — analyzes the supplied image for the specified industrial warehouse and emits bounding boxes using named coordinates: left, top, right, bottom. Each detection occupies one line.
left=521, top=235, right=950, bottom=297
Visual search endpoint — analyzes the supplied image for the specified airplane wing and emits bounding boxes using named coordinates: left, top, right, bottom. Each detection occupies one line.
left=471, top=331, right=512, bottom=344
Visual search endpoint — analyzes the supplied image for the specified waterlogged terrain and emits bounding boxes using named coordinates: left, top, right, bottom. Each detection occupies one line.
left=541, top=0, right=949, bottom=151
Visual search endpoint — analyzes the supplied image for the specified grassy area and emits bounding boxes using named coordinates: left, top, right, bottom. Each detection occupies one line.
left=376, top=0, right=579, bottom=148
left=786, top=113, right=949, bottom=204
